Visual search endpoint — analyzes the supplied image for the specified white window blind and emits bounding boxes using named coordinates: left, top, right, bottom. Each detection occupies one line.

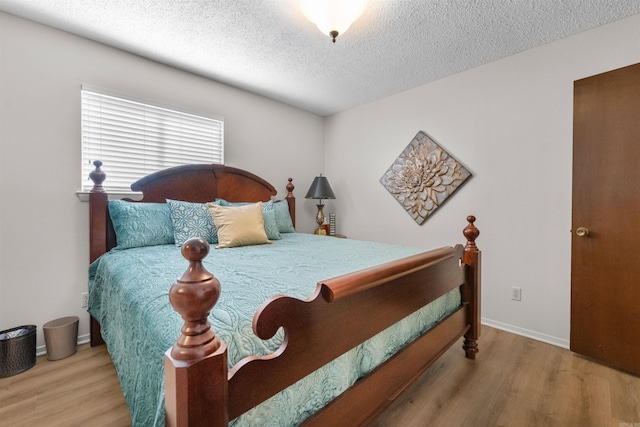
left=81, top=87, right=224, bottom=192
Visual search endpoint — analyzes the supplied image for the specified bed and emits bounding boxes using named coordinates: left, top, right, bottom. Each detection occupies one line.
left=87, top=161, right=481, bottom=427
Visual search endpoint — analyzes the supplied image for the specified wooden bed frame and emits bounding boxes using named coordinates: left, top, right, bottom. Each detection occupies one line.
left=87, top=161, right=481, bottom=427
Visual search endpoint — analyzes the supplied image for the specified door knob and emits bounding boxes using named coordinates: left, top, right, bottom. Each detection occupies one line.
left=576, top=227, right=590, bottom=237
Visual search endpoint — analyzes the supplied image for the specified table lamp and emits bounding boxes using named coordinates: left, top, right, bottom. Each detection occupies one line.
left=305, top=174, right=336, bottom=235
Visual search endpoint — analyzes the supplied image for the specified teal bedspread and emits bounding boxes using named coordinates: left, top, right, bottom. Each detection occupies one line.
left=89, top=233, right=461, bottom=426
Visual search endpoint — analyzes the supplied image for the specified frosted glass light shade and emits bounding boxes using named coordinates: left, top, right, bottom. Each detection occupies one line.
left=301, top=0, right=367, bottom=41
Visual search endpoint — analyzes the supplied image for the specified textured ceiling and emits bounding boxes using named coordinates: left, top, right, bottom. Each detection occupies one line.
left=1, top=1, right=639, bottom=116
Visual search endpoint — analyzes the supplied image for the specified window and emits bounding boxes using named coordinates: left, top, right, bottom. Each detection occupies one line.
left=81, top=87, right=224, bottom=192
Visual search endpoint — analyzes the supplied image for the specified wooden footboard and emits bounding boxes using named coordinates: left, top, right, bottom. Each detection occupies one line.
left=164, top=217, right=481, bottom=427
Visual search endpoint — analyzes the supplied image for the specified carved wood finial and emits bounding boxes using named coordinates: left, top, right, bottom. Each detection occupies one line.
left=89, top=160, right=107, bottom=193
left=463, top=215, right=479, bottom=252
left=169, top=238, right=222, bottom=361
left=286, top=177, right=294, bottom=197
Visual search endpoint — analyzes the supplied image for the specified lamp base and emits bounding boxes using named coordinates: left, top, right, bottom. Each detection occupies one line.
left=314, top=203, right=327, bottom=236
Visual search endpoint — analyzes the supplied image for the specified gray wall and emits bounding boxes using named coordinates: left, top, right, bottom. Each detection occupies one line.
left=324, top=14, right=640, bottom=347
left=0, top=12, right=324, bottom=350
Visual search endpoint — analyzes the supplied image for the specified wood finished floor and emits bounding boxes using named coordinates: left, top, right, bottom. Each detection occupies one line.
left=1, top=326, right=638, bottom=426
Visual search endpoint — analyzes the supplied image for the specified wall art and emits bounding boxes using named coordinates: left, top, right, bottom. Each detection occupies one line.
left=379, top=131, right=471, bottom=225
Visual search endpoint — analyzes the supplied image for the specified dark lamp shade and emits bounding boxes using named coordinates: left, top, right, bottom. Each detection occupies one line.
left=305, top=175, right=336, bottom=200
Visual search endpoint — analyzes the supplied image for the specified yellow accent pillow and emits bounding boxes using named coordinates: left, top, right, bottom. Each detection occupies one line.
left=208, top=202, right=272, bottom=248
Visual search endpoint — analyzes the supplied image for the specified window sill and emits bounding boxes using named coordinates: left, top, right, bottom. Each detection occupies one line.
left=76, top=191, right=143, bottom=202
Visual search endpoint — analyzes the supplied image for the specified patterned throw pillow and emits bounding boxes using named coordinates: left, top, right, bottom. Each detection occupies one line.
left=108, top=200, right=175, bottom=249
left=166, top=199, right=218, bottom=245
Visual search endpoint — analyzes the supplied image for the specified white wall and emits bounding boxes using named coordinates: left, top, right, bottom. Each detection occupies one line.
left=0, top=12, right=324, bottom=350
left=324, top=14, right=640, bottom=348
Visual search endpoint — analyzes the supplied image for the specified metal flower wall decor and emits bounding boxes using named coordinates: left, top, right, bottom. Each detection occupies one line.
left=380, top=131, right=471, bottom=225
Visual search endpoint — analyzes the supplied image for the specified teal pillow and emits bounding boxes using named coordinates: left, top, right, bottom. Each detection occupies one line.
left=167, top=199, right=218, bottom=245
left=108, top=200, right=175, bottom=249
left=215, top=199, right=281, bottom=239
left=273, top=200, right=295, bottom=233
left=262, top=208, right=281, bottom=240
left=216, top=199, right=273, bottom=210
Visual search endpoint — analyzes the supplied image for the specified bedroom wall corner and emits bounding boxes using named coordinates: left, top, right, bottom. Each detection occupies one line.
left=322, top=13, right=640, bottom=347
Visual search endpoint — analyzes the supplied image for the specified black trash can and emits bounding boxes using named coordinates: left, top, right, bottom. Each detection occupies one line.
left=0, top=325, right=37, bottom=378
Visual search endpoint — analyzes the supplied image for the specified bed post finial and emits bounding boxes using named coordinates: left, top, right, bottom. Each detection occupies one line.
left=462, top=215, right=481, bottom=359
left=89, top=160, right=107, bottom=193
left=169, top=238, right=222, bottom=360
left=463, top=215, right=479, bottom=250
left=165, top=239, right=229, bottom=427
left=286, top=177, right=294, bottom=196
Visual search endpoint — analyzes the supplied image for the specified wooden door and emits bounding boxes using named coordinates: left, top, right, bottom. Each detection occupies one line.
left=571, top=63, right=640, bottom=375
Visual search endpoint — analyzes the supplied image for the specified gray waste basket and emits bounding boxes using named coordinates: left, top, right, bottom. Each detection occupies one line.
left=0, top=325, right=37, bottom=378
left=43, top=316, right=79, bottom=361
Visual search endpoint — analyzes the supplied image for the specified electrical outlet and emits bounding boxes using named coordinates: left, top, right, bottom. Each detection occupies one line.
left=511, top=287, right=522, bottom=302
left=81, top=292, right=89, bottom=309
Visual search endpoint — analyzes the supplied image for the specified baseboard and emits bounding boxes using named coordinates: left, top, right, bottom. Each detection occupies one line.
left=482, top=318, right=570, bottom=349
left=36, top=333, right=91, bottom=357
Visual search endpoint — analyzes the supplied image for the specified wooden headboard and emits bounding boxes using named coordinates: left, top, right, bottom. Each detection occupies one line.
left=88, top=161, right=296, bottom=263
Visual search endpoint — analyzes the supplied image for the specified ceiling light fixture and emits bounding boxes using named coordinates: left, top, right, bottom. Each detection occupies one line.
left=300, top=0, right=368, bottom=43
